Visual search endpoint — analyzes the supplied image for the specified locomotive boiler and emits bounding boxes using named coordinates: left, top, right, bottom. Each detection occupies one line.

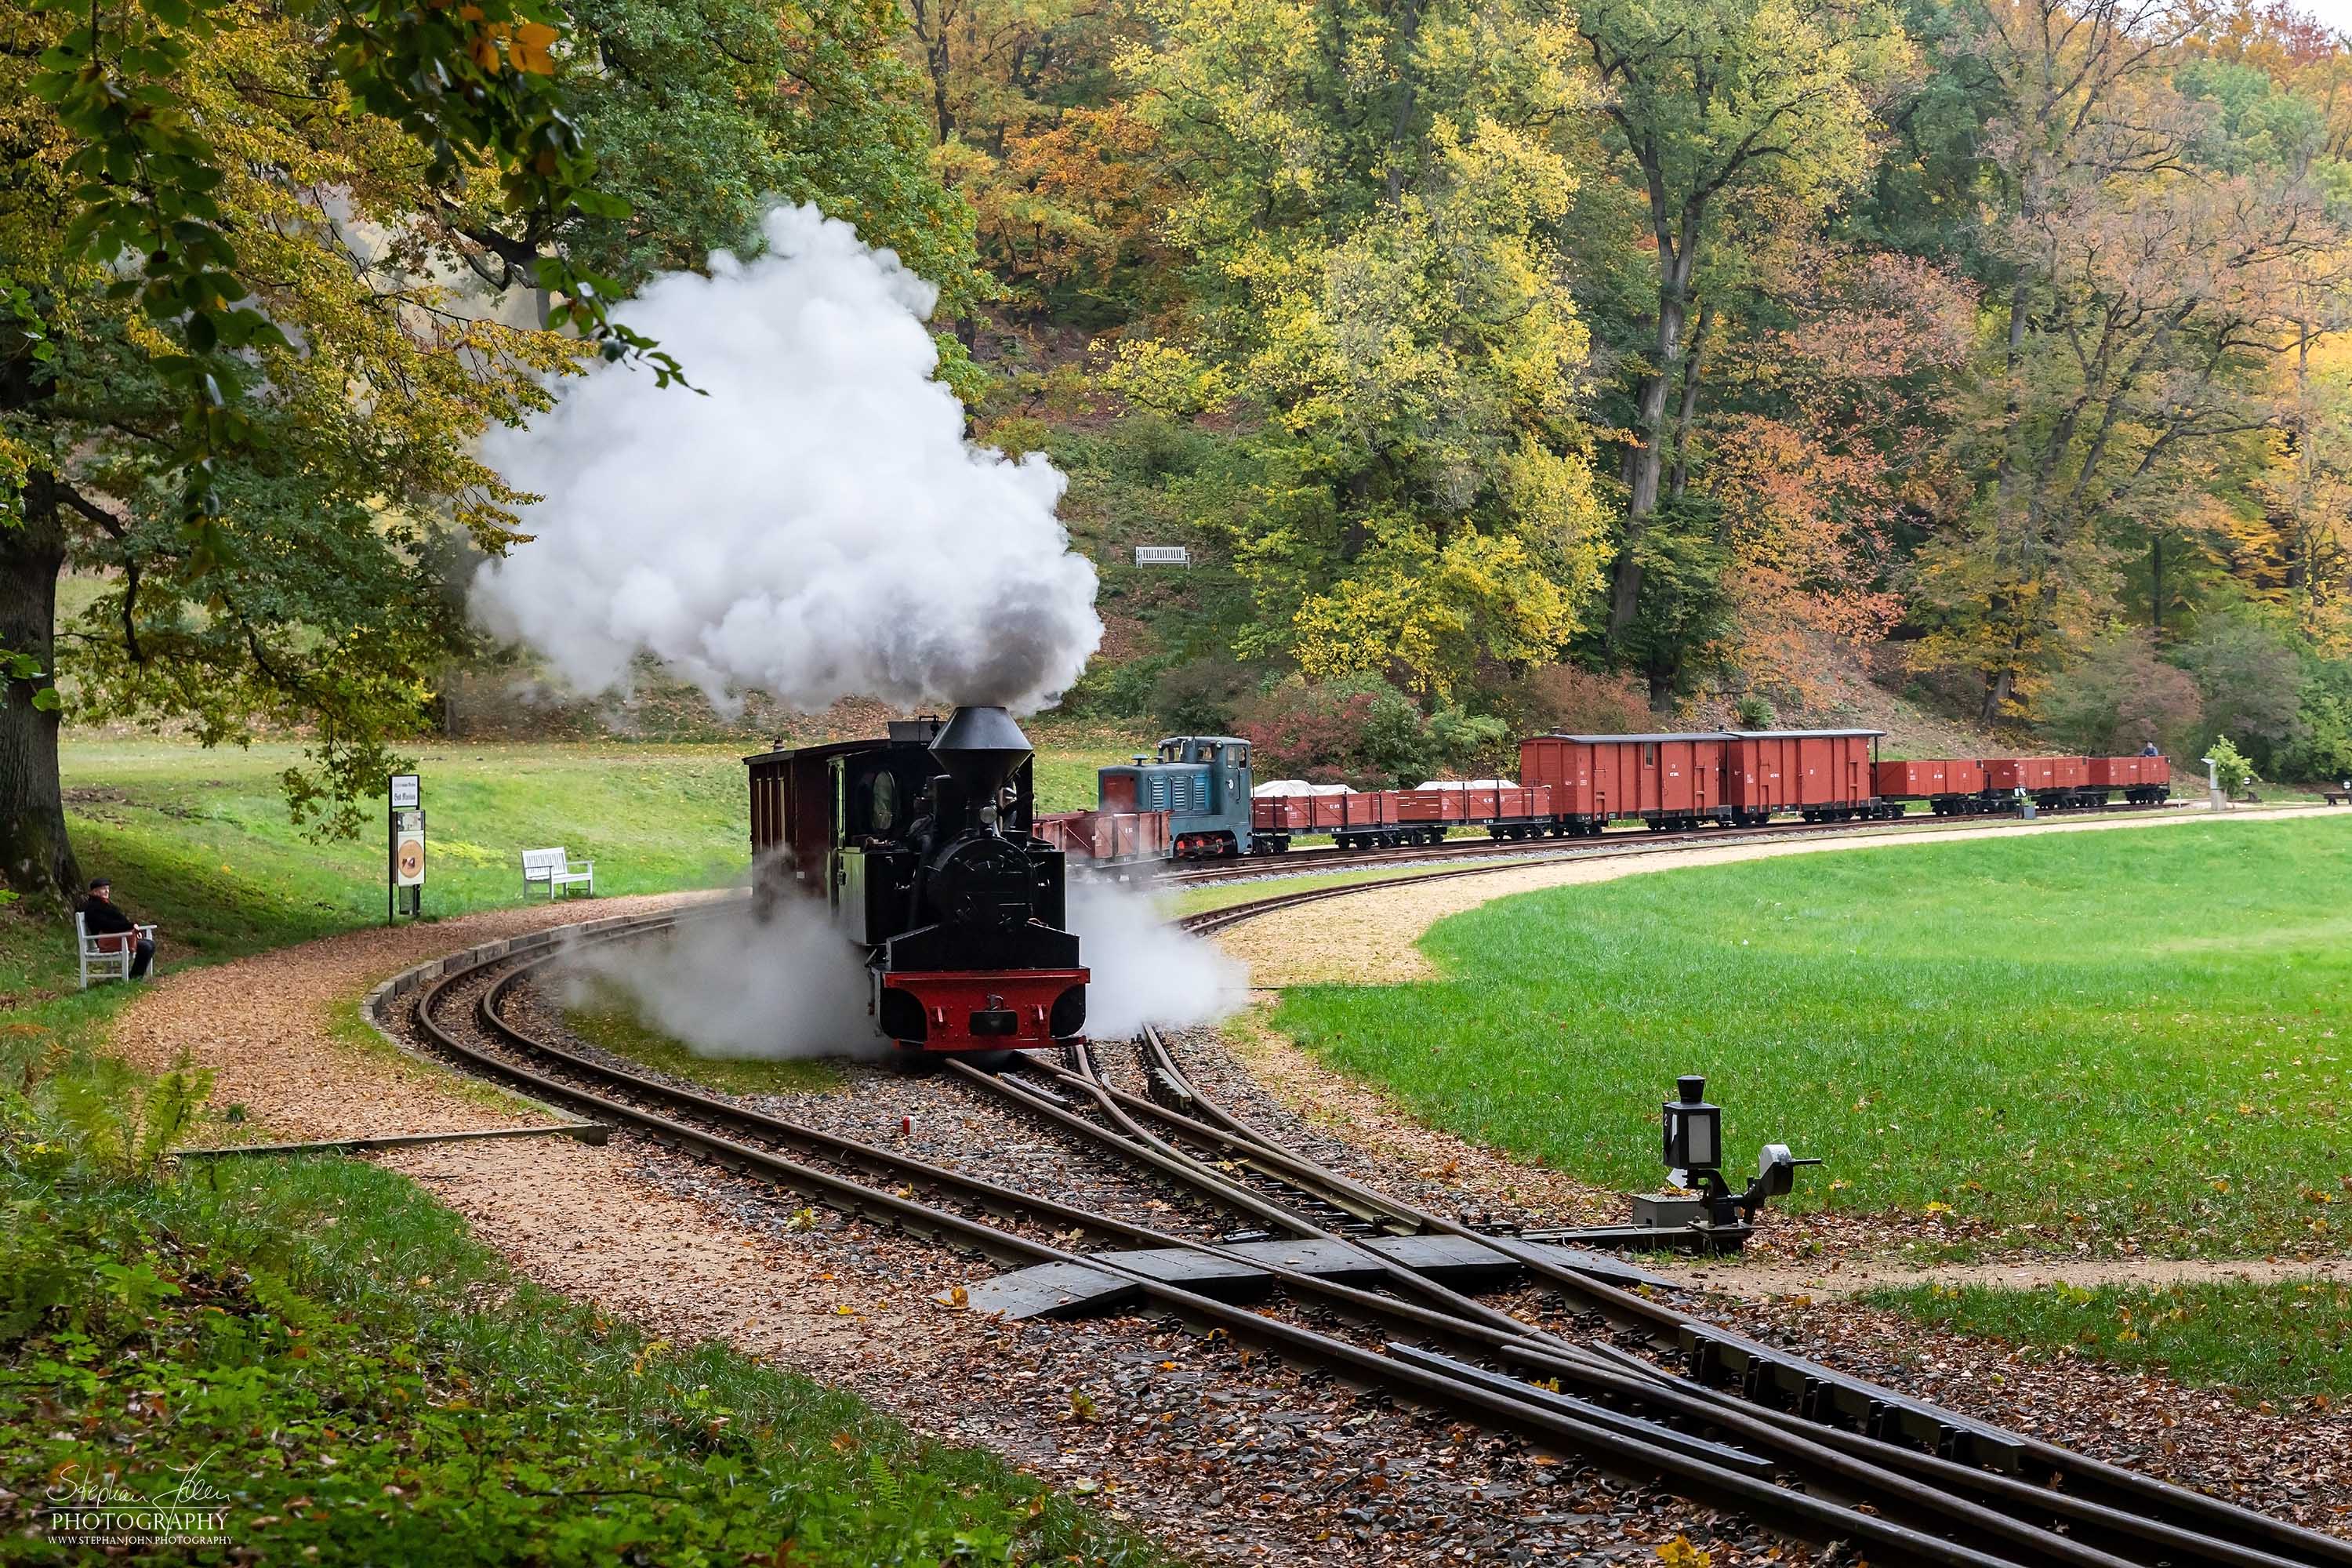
left=746, top=706, right=1087, bottom=1055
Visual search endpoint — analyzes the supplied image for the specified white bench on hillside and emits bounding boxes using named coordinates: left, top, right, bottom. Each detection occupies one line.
left=521, top=847, right=595, bottom=899
left=77, top=912, right=157, bottom=989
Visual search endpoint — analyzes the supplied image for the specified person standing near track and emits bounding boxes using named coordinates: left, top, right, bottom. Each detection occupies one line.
left=80, top=877, right=156, bottom=980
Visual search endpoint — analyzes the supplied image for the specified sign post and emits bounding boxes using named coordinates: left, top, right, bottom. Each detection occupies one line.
left=389, top=774, right=424, bottom=924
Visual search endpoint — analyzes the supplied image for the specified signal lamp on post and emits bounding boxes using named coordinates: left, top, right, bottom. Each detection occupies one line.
left=1654, top=1072, right=1820, bottom=1232
left=1663, top=1074, right=1722, bottom=1184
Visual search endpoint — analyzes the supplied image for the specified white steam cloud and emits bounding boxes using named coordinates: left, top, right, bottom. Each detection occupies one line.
left=557, top=884, right=1243, bottom=1062
left=473, top=204, right=1102, bottom=714
left=1066, top=881, right=1250, bottom=1038
left=557, top=898, right=874, bottom=1062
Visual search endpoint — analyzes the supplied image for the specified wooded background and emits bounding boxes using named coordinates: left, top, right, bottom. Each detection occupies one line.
left=9, top=0, right=2352, bottom=894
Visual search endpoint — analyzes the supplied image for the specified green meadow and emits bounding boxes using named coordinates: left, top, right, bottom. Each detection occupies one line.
left=1272, top=816, right=2352, bottom=1257
left=1865, top=1276, right=2352, bottom=1406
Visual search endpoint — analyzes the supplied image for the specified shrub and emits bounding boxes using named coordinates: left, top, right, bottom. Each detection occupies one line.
left=1150, top=658, right=1256, bottom=735
left=1517, top=665, right=1653, bottom=735
left=1237, top=677, right=1518, bottom=785
left=1238, top=676, right=1431, bottom=785
left=2039, top=631, right=2204, bottom=757
left=1059, top=652, right=1168, bottom=720
left=2278, top=659, right=2352, bottom=783
left=1428, top=707, right=1512, bottom=777
left=2207, top=735, right=2257, bottom=797
left=1733, top=691, right=1778, bottom=729
left=2177, top=612, right=2303, bottom=768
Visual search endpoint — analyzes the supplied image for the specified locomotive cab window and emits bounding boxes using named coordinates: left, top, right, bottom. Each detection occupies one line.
left=835, top=758, right=914, bottom=844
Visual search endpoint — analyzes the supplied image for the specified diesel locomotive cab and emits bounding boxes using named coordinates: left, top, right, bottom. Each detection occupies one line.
left=745, top=706, right=1087, bottom=1055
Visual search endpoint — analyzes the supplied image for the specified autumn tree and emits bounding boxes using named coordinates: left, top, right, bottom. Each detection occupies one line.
left=1571, top=0, right=1912, bottom=645
left=1109, top=0, right=1608, bottom=699
left=1700, top=243, right=1974, bottom=708
left=556, top=0, right=982, bottom=309
left=1, top=0, right=972, bottom=902
left=898, top=0, right=1166, bottom=324
left=1908, top=0, right=2352, bottom=722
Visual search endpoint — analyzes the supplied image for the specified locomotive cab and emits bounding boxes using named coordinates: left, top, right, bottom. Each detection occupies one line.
left=747, top=707, right=1087, bottom=1055
left=1094, top=735, right=1254, bottom=858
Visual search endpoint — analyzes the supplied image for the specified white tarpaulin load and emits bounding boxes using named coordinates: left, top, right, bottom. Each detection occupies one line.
left=1413, top=779, right=1515, bottom=791
left=1252, top=779, right=1353, bottom=797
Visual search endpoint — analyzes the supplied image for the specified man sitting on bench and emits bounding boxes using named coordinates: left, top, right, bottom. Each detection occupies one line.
left=82, top=877, right=155, bottom=979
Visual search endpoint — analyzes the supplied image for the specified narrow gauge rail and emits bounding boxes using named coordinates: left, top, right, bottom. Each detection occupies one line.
left=1153, top=797, right=2186, bottom=887
left=401, top=909, right=2343, bottom=1568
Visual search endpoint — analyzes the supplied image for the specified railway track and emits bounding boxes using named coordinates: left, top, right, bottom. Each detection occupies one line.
left=396, top=897, right=2347, bottom=1568
left=1154, top=798, right=2190, bottom=887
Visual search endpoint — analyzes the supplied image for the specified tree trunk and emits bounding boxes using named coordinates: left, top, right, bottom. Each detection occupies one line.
left=1610, top=235, right=1693, bottom=641
left=2150, top=534, right=2163, bottom=637
left=0, top=471, right=81, bottom=906
left=1978, top=666, right=2013, bottom=728
left=1667, top=296, right=1711, bottom=503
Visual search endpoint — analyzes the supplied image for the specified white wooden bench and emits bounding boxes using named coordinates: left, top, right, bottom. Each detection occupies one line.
left=521, top=847, right=594, bottom=899
left=77, top=912, right=157, bottom=989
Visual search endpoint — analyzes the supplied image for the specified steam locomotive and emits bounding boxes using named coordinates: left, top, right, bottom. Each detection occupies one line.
left=746, top=706, right=1087, bottom=1055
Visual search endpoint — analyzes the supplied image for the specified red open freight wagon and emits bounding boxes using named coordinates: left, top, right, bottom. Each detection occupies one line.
left=2085, top=754, right=2171, bottom=804
left=1983, top=756, right=2095, bottom=808
left=1871, top=758, right=1992, bottom=815
left=1394, top=782, right=1555, bottom=841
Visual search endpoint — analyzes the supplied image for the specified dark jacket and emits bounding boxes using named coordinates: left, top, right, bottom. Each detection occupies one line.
left=81, top=898, right=136, bottom=937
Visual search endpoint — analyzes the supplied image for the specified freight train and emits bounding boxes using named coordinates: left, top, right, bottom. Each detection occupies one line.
left=743, top=716, right=2169, bottom=1055
left=747, top=706, right=1087, bottom=1058
left=1033, top=729, right=2172, bottom=865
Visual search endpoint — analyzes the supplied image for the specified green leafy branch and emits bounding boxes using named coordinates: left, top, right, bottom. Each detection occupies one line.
left=26, top=0, right=687, bottom=523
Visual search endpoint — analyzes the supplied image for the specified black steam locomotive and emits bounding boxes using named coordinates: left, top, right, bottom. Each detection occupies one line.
left=746, top=706, right=1087, bottom=1054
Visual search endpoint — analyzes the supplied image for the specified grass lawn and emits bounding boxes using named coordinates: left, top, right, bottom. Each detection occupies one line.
left=1866, top=1277, right=2352, bottom=1406
left=3, top=735, right=1126, bottom=1009
left=1169, top=861, right=1531, bottom=919
left=1272, top=816, right=2352, bottom=1256
left=0, top=1107, right=1167, bottom=1566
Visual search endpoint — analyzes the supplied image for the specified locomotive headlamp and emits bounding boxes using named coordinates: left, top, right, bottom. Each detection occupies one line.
left=1662, top=1075, right=1722, bottom=1184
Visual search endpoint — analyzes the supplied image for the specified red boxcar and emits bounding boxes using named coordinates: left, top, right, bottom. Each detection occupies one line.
left=1722, top=730, right=1882, bottom=822
left=1519, top=734, right=1726, bottom=832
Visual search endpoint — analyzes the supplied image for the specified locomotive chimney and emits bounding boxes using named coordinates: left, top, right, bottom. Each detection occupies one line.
left=929, top=705, right=1033, bottom=815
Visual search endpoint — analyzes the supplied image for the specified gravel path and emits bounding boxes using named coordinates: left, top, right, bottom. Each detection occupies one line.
left=111, top=892, right=716, bottom=1143
left=1214, top=804, right=2333, bottom=986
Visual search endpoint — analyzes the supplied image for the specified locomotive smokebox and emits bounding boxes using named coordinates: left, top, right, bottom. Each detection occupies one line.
left=930, top=704, right=1034, bottom=804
